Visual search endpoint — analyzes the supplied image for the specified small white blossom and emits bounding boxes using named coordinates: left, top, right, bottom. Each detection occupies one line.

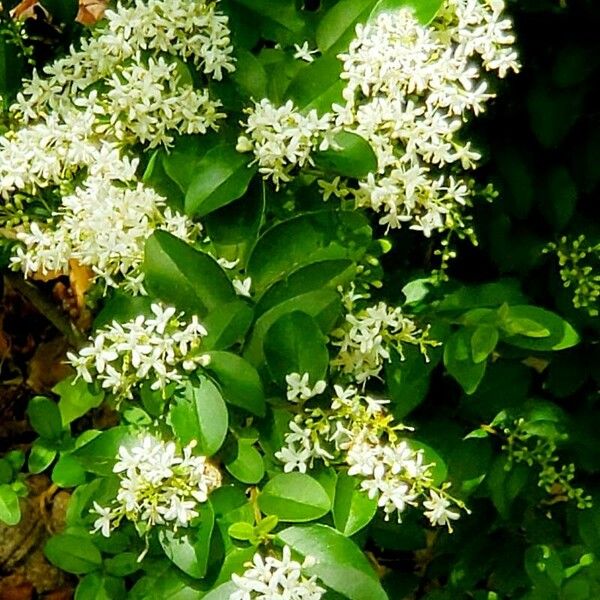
left=11, top=176, right=199, bottom=293
left=293, top=42, right=318, bottom=63
left=233, top=276, right=253, bottom=298
left=285, top=372, right=327, bottom=403
left=423, top=490, right=461, bottom=531
left=230, top=545, right=325, bottom=600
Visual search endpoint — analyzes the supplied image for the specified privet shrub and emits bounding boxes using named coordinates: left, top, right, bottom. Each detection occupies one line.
left=0, top=0, right=598, bottom=598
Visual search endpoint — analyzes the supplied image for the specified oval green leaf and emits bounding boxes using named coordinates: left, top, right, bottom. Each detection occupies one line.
left=258, top=473, right=331, bottom=522
left=169, top=379, right=228, bottom=456
left=277, top=524, right=387, bottom=600
left=185, top=144, right=257, bottom=218
left=333, top=471, right=378, bottom=536
left=263, top=311, right=329, bottom=387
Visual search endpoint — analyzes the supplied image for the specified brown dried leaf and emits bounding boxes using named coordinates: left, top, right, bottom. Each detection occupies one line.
left=26, top=337, right=71, bottom=393
left=29, top=269, right=64, bottom=283
left=9, top=0, right=46, bottom=20
left=67, top=259, right=93, bottom=312
left=76, top=0, right=108, bottom=25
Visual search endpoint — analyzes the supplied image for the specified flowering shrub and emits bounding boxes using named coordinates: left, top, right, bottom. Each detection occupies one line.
left=0, top=0, right=598, bottom=598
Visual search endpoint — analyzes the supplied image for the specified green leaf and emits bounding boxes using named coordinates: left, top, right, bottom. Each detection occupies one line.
left=225, top=438, right=265, bottom=484
left=202, top=300, right=254, bottom=351
left=144, top=231, right=237, bottom=317
left=168, top=378, right=228, bottom=456
left=161, top=133, right=220, bottom=193
left=316, top=0, right=377, bottom=53
left=244, top=289, right=342, bottom=367
left=129, top=564, right=201, bottom=599
left=54, top=377, right=104, bottom=426
left=228, top=0, right=307, bottom=45
left=232, top=49, right=268, bottom=99
left=248, top=210, right=371, bottom=293
left=525, top=545, right=565, bottom=592
left=443, top=329, right=487, bottom=394
left=314, top=131, right=378, bottom=178
left=0, top=484, right=21, bottom=526
left=28, top=439, right=57, bottom=474
left=27, top=396, right=63, bottom=440
left=75, top=573, right=126, bottom=600
left=333, top=471, right=378, bottom=536
left=258, top=473, right=331, bottom=522
left=256, top=259, right=355, bottom=318
left=104, top=553, right=141, bottom=577
left=500, top=305, right=580, bottom=351
left=0, top=460, right=12, bottom=485
left=228, top=521, right=256, bottom=541
left=72, top=427, right=134, bottom=475
left=204, top=182, right=265, bottom=268
left=371, top=0, right=444, bottom=24
left=263, top=311, right=329, bottom=387
left=277, top=524, right=387, bottom=600
left=0, top=35, right=26, bottom=108
left=286, top=54, right=345, bottom=113
left=52, top=454, right=87, bottom=487
left=202, top=582, right=239, bottom=600
left=385, top=346, right=437, bottom=419
left=437, top=281, right=527, bottom=312
left=204, top=351, right=265, bottom=416
left=159, top=503, right=215, bottom=579
left=470, top=325, right=499, bottom=364
left=93, top=292, right=153, bottom=329
left=45, top=533, right=102, bottom=575
left=185, top=144, right=256, bottom=218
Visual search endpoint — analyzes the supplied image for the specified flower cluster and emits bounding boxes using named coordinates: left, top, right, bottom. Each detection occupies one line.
left=545, top=235, right=600, bottom=317
left=230, top=545, right=324, bottom=600
left=11, top=175, right=198, bottom=293
left=331, top=300, right=439, bottom=385
left=330, top=0, right=519, bottom=235
left=92, top=435, right=221, bottom=538
left=67, top=303, right=209, bottom=399
left=276, top=385, right=466, bottom=527
left=11, top=0, right=234, bottom=132
left=236, top=99, right=333, bottom=189
left=237, top=0, right=518, bottom=238
left=0, top=107, right=130, bottom=205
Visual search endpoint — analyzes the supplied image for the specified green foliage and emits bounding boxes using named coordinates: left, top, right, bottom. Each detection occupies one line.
left=1, top=0, right=598, bottom=599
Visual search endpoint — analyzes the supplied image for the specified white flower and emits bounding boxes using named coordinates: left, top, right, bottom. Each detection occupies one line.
left=285, top=373, right=327, bottom=403
left=423, top=490, right=461, bottom=531
left=11, top=0, right=235, bottom=128
left=293, top=42, right=318, bottom=63
left=233, top=277, right=253, bottom=298
left=230, top=545, right=325, bottom=600
left=331, top=301, right=437, bottom=384
left=92, top=502, right=113, bottom=537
